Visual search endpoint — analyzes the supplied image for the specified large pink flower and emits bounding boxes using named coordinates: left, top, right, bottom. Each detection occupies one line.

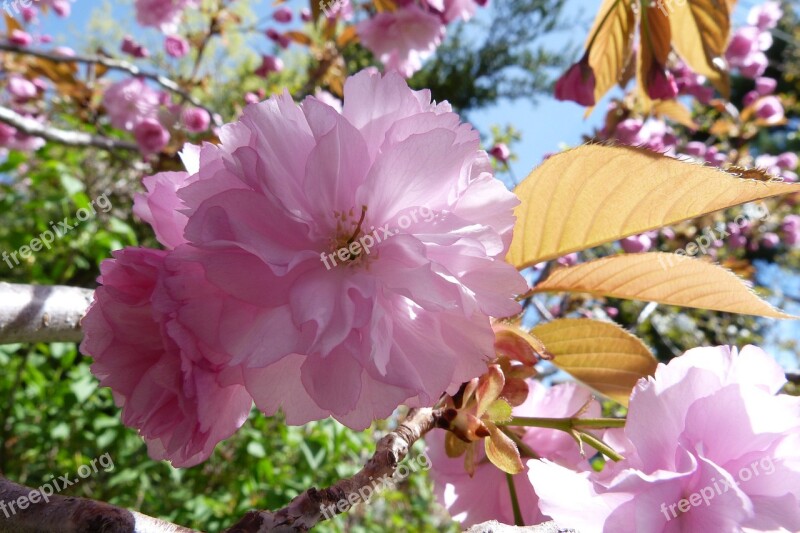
left=85, top=70, right=526, bottom=445
left=134, top=0, right=197, bottom=33
left=427, top=381, right=600, bottom=527
left=102, top=78, right=160, bottom=131
left=528, top=346, right=800, bottom=532
left=357, top=4, right=445, bottom=78
left=80, top=247, right=253, bottom=467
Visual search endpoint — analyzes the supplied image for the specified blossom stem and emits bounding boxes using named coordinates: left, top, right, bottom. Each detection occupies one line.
left=500, top=416, right=625, bottom=462
left=505, top=472, right=524, bottom=527
left=503, top=416, right=626, bottom=430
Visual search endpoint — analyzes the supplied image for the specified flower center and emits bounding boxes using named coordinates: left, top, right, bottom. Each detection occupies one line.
left=327, top=205, right=368, bottom=265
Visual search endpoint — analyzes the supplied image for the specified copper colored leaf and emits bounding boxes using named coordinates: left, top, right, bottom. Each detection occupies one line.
left=533, top=252, right=795, bottom=319
left=585, top=0, right=636, bottom=103
left=484, top=423, right=524, bottom=475
left=665, top=0, right=731, bottom=97
left=373, top=0, right=396, bottom=12
left=337, top=25, right=359, bottom=47
left=653, top=100, right=698, bottom=130
left=444, top=431, right=469, bottom=458
left=531, top=318, right=658, bottom=406
left=508, top=144, right=800, bottom=269
left=285, top=30, right=312, bottom=46
left=501, top=378, right=530, bottom=407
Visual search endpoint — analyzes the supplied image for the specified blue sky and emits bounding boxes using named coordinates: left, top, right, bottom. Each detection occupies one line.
left=33, top=0, right=763, bottom=182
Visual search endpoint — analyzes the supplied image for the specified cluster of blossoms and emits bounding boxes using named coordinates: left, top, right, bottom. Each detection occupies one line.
left=80, top=70, right=526, bottom=466
left=101, top=77, right=211, bottom=155
left=0, top=1, right=76, bottom=153
left=430, top=346, right=800, bottom=532
left=0, top=74, right=46, bottom=152
left=554, top=1, right=783, bottom=108
left=726, top=1, right=782, bottom=79
left=357, top=0, right=487, bottom=78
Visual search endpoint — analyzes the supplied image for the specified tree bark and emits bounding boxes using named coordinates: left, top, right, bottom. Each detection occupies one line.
left=0, top=283, right=93, bottom=344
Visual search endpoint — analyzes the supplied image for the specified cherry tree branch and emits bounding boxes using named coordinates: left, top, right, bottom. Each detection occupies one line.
left=0, top=283, right=94, bottom=344
left=0, top=476, right=197, bottom=533
left=0, top=105, right=138, bottom=151
left=0, top=42, right=221, bottom=127
left=224, top=407, right=448, bottom=532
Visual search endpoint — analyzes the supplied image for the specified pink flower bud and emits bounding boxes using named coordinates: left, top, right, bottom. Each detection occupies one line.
left=7, top=75, right=37, bottom=100
left=21, top=7, right=37, bottom=22
left=10, top=30, right=33, bottom=47
left=488, top=143, right=510, bottom=163
left=743, top=90, right=759, bottom=107
left=255, top=54, right=284, bottom=77
left=300, top=8, right=312, bottom=21
left=265, top=28, right=291, bottom=49
left=181, top=106, right=210, bottom=133
left=164, top=35, right=190, bottom=58
left=755, top=96, right=784, bottom=122
left=121, top=36, right=150, bottom=58
left=273, top=6, right=292, bottom=23
left=647, top=66, right=678, bottom=101
left=134, top=118, right=170, bottom=155
left=683, top=141, right=707, bottom=158
left=620, top=234, right=652, bottom=254
left=554, top=57, right=596, bottom=106
left=761, top=232, right=780, bottom=249
left=755, top=77, right=777, bottom=95
left=776, top=152, right=798, bottom=171
left=52, top=0, right=71, bottom=17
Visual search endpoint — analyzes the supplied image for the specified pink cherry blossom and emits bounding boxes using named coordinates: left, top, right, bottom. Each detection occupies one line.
left=357, top=4, right=446, bottom=78
left=647, top=66, right=678, bottom=101
left=755, top=95, right=784, bottom=123
left=7, top=75, right=37, bottom=101
left=134, top=118, right=170, bottom=155
left=255, top=54, right=284, bottom=77
left=9, top=30, right=33, bottom=47
left=164, top=35, right=190, bottom=58
left=80, top=247, right=253, bottom=467
left=529, top=345, right=800, bottom=533
left=126, top=70, right=526, bottom=430
left=102, top=78, right=160, bottom=131
left=428, top=381, right=600, bottom=527
left=438, top=0, right=480, bottom=23
left=755, top=76, right=777, bottom=95
left=620, top=234, right=652, bottom=253
left=181, top=106, right=210, bottom=133
left=135, top=0, right=198, bottom=33
left=747, top=1, right=783, bottom=31
left=554, top=57, right=596, bottom=106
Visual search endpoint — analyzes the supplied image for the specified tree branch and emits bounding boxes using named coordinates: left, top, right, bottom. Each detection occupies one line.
left=224, top=407, right=446, bottom=532
left=0, top=476, right=197, bottom=533
left=0, top=42, right=221, bottom=127
left=0, top=283, right=93, bottom=344
left=0, top=106, right=138, bottom=151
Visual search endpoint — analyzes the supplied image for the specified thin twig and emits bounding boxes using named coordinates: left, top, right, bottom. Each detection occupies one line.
left=0, top=42, right=221, bottom=127
left=0, top=105, right=138, bottom=151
